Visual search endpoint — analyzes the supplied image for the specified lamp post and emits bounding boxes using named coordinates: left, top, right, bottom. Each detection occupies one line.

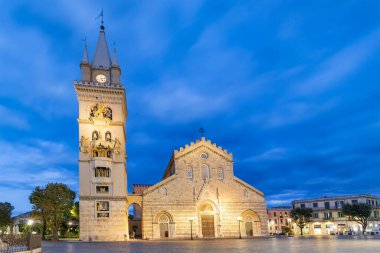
left=188, top=217, right=194, bottom=240
left=68, top=222, right=73, bottom=238
left=237, top=216, right=242, bottom=239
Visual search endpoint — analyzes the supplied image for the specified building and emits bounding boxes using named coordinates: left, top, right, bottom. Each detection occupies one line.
left=76, top=23, right=268, bottom=241
left=292, top=194, right=380, bottom=235
left=267, top=207, right=292, bottom=235
left=75, top=23, right=128, bottom=241
left=141, top=138, right=268, bottom=239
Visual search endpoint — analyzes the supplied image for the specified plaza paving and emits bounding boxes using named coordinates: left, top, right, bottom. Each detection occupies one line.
left=42, top=236, right=380, bottom=253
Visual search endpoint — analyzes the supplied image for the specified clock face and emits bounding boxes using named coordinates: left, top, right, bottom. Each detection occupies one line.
left=96, top=74, right=107, bottom=83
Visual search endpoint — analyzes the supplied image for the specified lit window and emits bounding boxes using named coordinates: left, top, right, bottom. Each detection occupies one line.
left=96, top=201, right=110, bottom=218
left=96, top=185, right=109, bottom=193
left=94, top=167, right=110, bottom=177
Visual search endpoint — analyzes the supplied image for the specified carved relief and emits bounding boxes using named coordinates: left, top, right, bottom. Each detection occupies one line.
left=79, top=136, right=90, bottom=153
left=89, top=103, right=112, bottom=122
left=113, top=138, right=122, bottom=155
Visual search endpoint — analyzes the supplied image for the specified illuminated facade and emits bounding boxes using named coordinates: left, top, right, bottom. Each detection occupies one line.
left=292, top=194, right=380, bottom=235
left=75, top=23, right=128, bottom=241
left=141, top=138, right=268, bottom=239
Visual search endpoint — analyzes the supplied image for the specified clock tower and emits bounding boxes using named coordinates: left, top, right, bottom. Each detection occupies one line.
left=75, top=23, right=128, bottom=241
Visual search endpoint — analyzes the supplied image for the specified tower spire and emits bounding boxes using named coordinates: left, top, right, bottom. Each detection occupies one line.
left=81, top=37, right=89, bottom=64
left=112, top=43, right=119, bottom=67
left=91, top=13, right=112, bottom=69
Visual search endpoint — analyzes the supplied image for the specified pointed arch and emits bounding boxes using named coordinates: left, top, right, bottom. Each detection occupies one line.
left=241, top=209, right=262, bottom=236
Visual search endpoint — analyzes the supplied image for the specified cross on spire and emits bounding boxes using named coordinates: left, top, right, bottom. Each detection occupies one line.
left=199, top=127, right=205, bottom=138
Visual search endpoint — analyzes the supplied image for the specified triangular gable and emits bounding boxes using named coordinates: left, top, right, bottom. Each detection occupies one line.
left=174, top=137, right=233, bottom=162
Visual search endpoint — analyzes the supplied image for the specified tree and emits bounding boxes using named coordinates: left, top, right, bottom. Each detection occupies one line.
left=30, top=186, right=49, bottom=239
left=0, top=202, right=14, bottom=234
left=342, top=203, right=372, bottom=235
left=29, top=183, right=75, bottom=240
left=291, top=208, right=312, bottom=236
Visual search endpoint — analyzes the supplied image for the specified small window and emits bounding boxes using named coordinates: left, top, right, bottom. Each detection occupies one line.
left=217, top=168, right=224, bottom=180
left=301, top=204, right=305, bottom=208
left=96, top=201, right=110, bottom=218
left=105, top=131, right=112, bottom=142
left=201, top=164, right=210, bottom=181
left=244, top=189, right=248, bottom=197
left=313, top=203, right=318, bottom=208
left=274, top=212, right=277, bottom=217
left=96, top=185, right=109, bottom=193
left=313, top=212, right=319, bottom=218
left=92, top=130, right=99, bottom=141
left=162, top=187, right=167, bottom=196
left=352, top=200, right=358, bottom=204
left=200, top=153, right=209, bottom=159
left=186, top=168, right=193, bottom=179
left=94, top=167, right=110, bottom=177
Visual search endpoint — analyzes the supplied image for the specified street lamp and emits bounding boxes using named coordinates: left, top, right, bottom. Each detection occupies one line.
left=237, top=216, right=242, bottom=239
left=68, top=222, right=73, bottom=238
left=188, top=217, right=194, bottom=240
left=27, top=219, right=34, bottom=226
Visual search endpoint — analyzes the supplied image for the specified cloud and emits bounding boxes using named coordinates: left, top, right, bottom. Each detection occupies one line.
left=244, top=148, right=287, bottom=162
left=0, top=105, right=29, bottom=129
left=0, top=139, right=77, bottom=214
left=293, top=29, right=380, bottom=95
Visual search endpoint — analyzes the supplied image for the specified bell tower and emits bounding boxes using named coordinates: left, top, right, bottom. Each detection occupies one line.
left=75, top=23, right=128, bottom=241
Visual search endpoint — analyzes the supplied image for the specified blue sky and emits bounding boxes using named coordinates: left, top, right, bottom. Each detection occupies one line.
left=1, top=0, right=380, bottom=215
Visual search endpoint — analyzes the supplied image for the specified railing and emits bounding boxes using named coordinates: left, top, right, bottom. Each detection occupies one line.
left=0, top=234, right=41, bottom=253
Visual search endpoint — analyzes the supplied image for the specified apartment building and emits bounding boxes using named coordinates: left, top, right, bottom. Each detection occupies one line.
left=267, top=207, right=292, bottom=235
left=292, top=194, right=380, bottom=235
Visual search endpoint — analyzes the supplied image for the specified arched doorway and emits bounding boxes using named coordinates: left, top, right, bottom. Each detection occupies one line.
left=159, top=214, right=170, bottom=238
left=241, top=210, right=261, bottom=237
left=153, top=211, right=175, bottom=239
left=199, top=202, right=216, bottom=238
left=128, top=203, right=142, bottom=239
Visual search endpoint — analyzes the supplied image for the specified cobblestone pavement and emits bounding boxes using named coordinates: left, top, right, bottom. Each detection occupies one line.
left=42, top=236, right=380, bottom=253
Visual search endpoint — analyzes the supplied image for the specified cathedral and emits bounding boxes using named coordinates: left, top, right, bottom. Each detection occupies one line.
left=75, top=24, right=268, bottom=241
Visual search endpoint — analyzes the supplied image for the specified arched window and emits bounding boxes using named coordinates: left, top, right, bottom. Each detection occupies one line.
left=217, top=168, right=224, bottom=180
left=105, top=131, right=111, bottom=142
left=201, top=164, right=210, bottom=181
left=187, top=168, right=193, bottom=179
left=92, top=130, right=99, bottom=141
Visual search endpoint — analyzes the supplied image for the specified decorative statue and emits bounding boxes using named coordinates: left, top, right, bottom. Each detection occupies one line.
left=89, top=103, right=113, bottom=121
left=79, top=136, right=90, bottom=153
left=105, top=131, right=112, bottom=142
left=92, top=130, right=99, bottom=141
left=114, top=138, right=122, bottom=155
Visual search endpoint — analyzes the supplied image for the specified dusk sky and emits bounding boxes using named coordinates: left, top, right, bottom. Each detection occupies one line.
left=1, top=0, right=380, bottom=215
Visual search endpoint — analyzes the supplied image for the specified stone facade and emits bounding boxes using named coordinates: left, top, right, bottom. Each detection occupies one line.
left=75, top=24, right=128, bottom=241
left=141, top=138, right=268, bottom=239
